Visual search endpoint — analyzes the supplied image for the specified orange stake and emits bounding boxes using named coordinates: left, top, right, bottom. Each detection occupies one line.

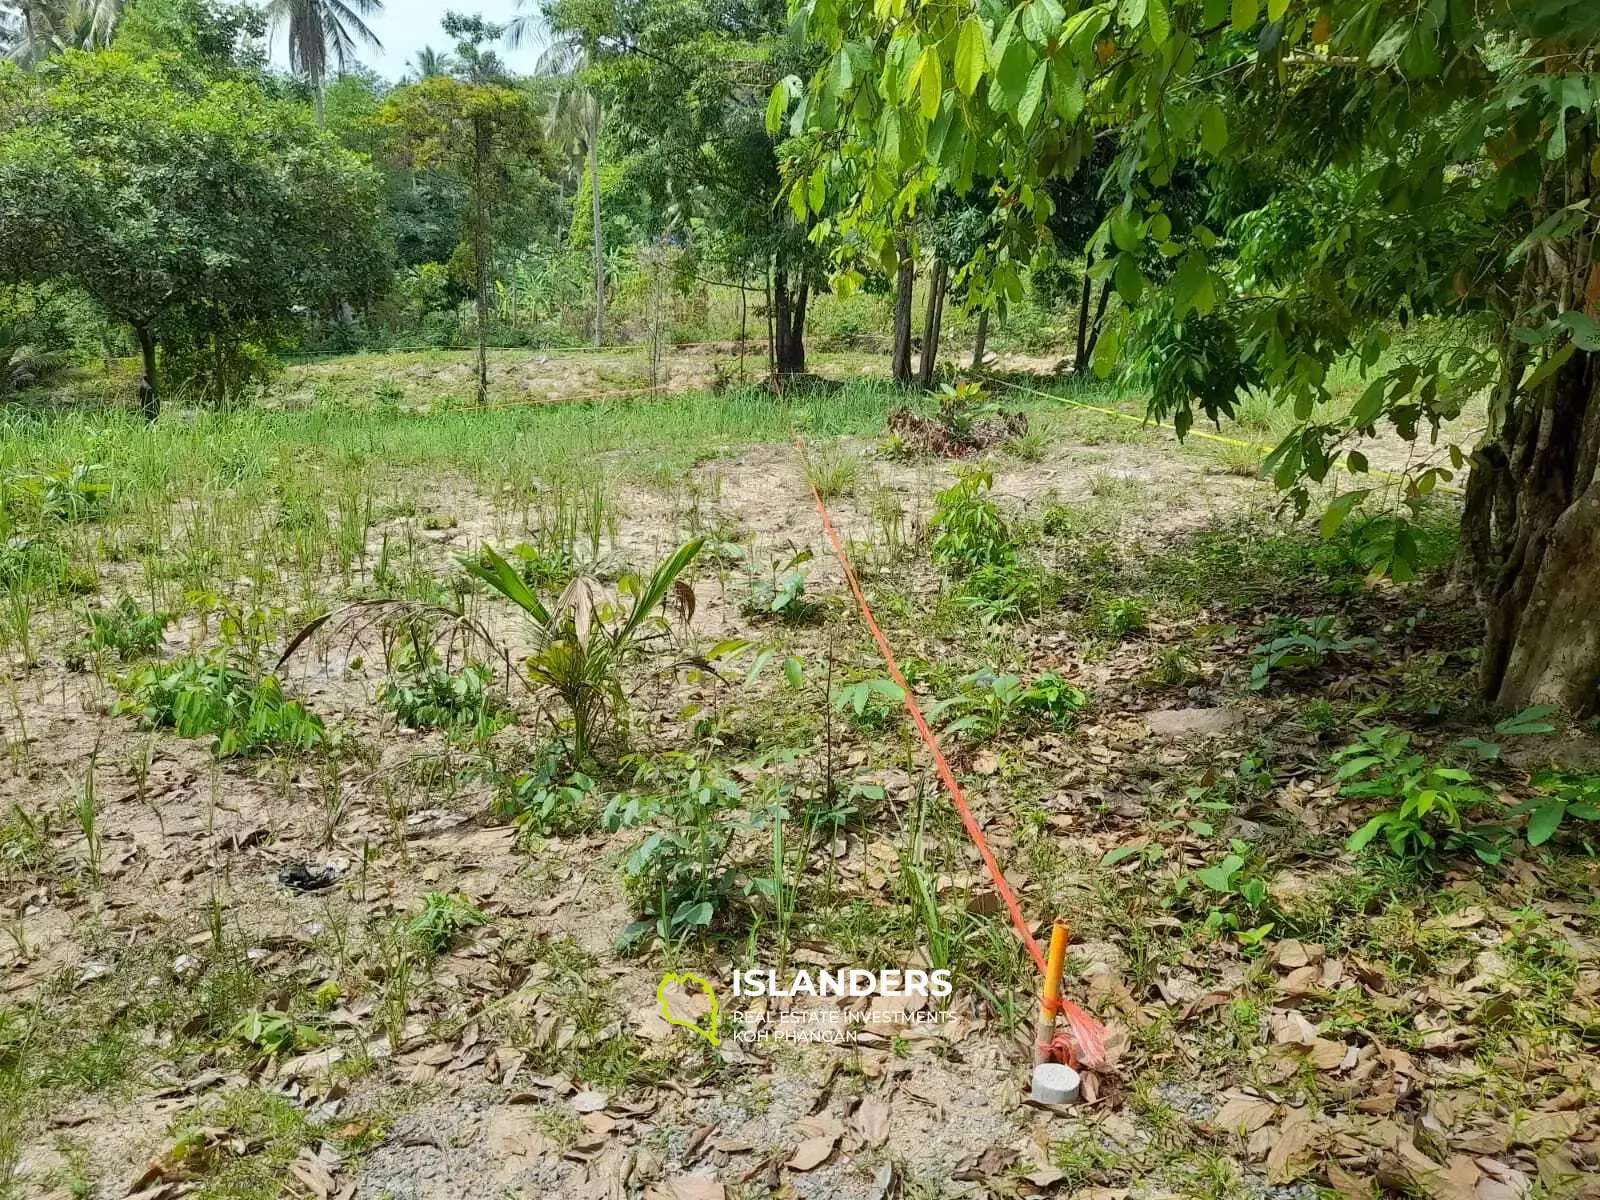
left=1034, top=921, right=1069, bottom=1065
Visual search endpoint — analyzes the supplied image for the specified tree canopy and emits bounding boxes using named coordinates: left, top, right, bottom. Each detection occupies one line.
left=0, top=47, right=389, bottom=410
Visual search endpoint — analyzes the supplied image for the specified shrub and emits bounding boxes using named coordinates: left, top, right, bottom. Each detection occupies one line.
left=376, top=652, right=511, bottom=742
left=114, top=654, right=326, bottom=757
left=73, top=596, right=171, bottom=663
left=930, top=468, right=1014, bottom=575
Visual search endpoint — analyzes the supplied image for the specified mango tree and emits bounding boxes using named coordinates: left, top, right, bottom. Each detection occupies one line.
left=776, top=0, right=1600, bottom=714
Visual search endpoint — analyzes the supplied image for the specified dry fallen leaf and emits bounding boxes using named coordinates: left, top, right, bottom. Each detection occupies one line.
left=1213, top=1095, right=1278, bottom=1134
left=644, top=1177, right=726, bottom=1200
left=786, top=1136, right=837, bottom=1172
left=853, top=1097, right=891, bottom=1147
left=1511, top=1110, right=1583, bottom=1146
left=1266, top=1111, right=1319, bottom=1184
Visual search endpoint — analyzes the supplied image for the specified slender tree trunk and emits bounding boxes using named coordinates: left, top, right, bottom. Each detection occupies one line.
left=1075, top=270, right=1092, bottom=369
left=589, top=96, right=605, bottom=347
left=765, top=264, right=776, bottom=384
left=891, top=237, right=915, bottom=385
left=771, top=260, right=808, bottom=375
left=1083, top=278, right=1114, bottom=365
left=918, top=260, right=948, bottom=389
left=473, top=115, right=490, bottom=407
left=971, top=309, right=989, bottom=370
left=134, top=322, right=158, bottom=420
left=313, top=80, right=325, bottom=128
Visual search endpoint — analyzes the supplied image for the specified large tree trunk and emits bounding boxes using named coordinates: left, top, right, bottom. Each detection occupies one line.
left=1474, top=348, right=1600, bottom=713
left=917, top=259, right=948, bottom=389
left=891, top=237, right=914, bottom=385
left=971, top=309, right=989, bottom=370
left=134, top=322, right=158, bottom=420
left=589, top=96, right=605, bottom=348
left=772, top=259, right=808, bottom=375
left=473, top=115, right=491, bottom=407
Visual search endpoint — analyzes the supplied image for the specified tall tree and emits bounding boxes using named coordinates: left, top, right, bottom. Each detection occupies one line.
left=781, top=0, right=1600, bottom=715
left=508, top=2, right=606, bottom=345
left=0, top=48, right=389, bottom=414
left=379, top=60, right=544, bottom=405
left=266, top=0, right=382, bottom=124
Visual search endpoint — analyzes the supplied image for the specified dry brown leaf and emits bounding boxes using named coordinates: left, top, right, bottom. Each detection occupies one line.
left=1266, top=1112, right=1320, bottom=1184
left=1511, top=1110, right=1583, bottom=1146
left=1214, top=1096, right=1278, bottom=1134
left=1325, top=1161, right=1374, bottom=1199
left=644, top=1178, right=726, bottom=1200
left=853, top=1098, right=890, bottom=1147
left=786, top=1136, right=837, bottom=1172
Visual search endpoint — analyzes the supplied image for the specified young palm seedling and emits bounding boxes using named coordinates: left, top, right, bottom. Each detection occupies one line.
left=462, top=537, right=704, bottom=763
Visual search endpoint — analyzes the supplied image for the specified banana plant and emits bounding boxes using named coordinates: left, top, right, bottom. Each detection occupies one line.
left=463, top=537, right=704, bottom=762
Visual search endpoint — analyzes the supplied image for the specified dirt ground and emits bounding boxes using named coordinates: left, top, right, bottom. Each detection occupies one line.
left=3, top=377, right=1598, bottom=1200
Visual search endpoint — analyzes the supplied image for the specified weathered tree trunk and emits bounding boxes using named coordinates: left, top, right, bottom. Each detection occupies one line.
left=772, top=260, right=808, bottom=375
left=134, top=322, right=158, bottom=420
left=891, top=237, right=915, bottom=385
left=589, top=96, right=606, bottom=348
left=473, top=115, right=491, bottom=407
left=971, top=309, right=989, bottom=370
left=1474, top=348, right=1600, bottom=714
left=917, top=259, right=948, bottom=389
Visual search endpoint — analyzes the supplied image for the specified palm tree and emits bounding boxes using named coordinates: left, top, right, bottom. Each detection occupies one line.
left=1, top=0, right=121, bottom=65
left=409, top=44, right=455, bottom=79
left=267, top=0, right=384, bottom=125
left=506, top=5, right=605, bottom=345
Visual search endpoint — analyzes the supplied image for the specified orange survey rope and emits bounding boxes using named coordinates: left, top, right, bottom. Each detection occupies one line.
left=794, top=439, right=1109, bottom=1067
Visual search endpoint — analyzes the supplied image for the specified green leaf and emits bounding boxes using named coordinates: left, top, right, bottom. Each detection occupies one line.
left=1147, top=0, right=1170, bottom=44
left=1091, top=323, right=1122, bottom=378
left=1266, top=0, right=1286, bottom=19
left=1200, top=103, right=1227, bottom=155
left=919, top=47, right=943, bottom=119
left=765, top=81, right=787, bottom=135
left=955, top=17, right=989, bottom=96
left=1523, top=340, right=1577, bottom=391
left=1119, top=0, right=1147, bottom=28
left=1101, top=840, right=1147, bottom=866
left=1231, top=0, right=1257, bottom=32
left=1113, top=252, right=1144, bottom=303
left=1195, top=854, right=1244, bottom=892
left=1558, top=310, right=1600, bottom=351
left=783, top=656, right=804, bottom=688
left=1319, top=489, right=1369, bottom=539
left=1525, top=799, right=1566, bottom=846
left=1017, top=59, right=1048, bottom=129
left=1495, top=704, right=1557, bottom=736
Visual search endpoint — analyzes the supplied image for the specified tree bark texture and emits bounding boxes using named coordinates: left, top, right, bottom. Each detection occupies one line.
left=891, top=237, right=914, bottom=386
left=917, top=259, right=948, bottom=389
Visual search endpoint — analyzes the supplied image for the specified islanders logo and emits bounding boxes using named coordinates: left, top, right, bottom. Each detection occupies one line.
left=657, top=971, right=721, bottom=1047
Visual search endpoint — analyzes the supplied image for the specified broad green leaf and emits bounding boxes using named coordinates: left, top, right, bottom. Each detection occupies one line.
left=1113, top=252, right=1144, bottom=302
left=1495, top=704, right=1557, bottom=736
left=919, top=47, right=943, bottom=119
left=807, top=168, right=825, bottom=214
left=1231, top=0, right=1257, bottom=31
left=783, top=656, right=804, bottom=688
left=1147, top=0, right=1170, bottom=44
left=1266, top=0, right=1286, bottom=19
left=955, top=17, right=989, bottom=96
left=1558, top=310, right=1600, bottom=351
left=1101, top=840, right=1147, bottom=866
left=1091, top=324, right=1122, bottom=377
left=1320, top=489, right=1369, bottom=539
left=765, top=81, right=787, bottom=134
left=1119, top=0, right=1147, bottom=28
left=1200, top=103, right=1227, bottom=154
left=1017, top=59, right=1048, bottom=129
left=1526, top=799, right=1566, bottom=846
